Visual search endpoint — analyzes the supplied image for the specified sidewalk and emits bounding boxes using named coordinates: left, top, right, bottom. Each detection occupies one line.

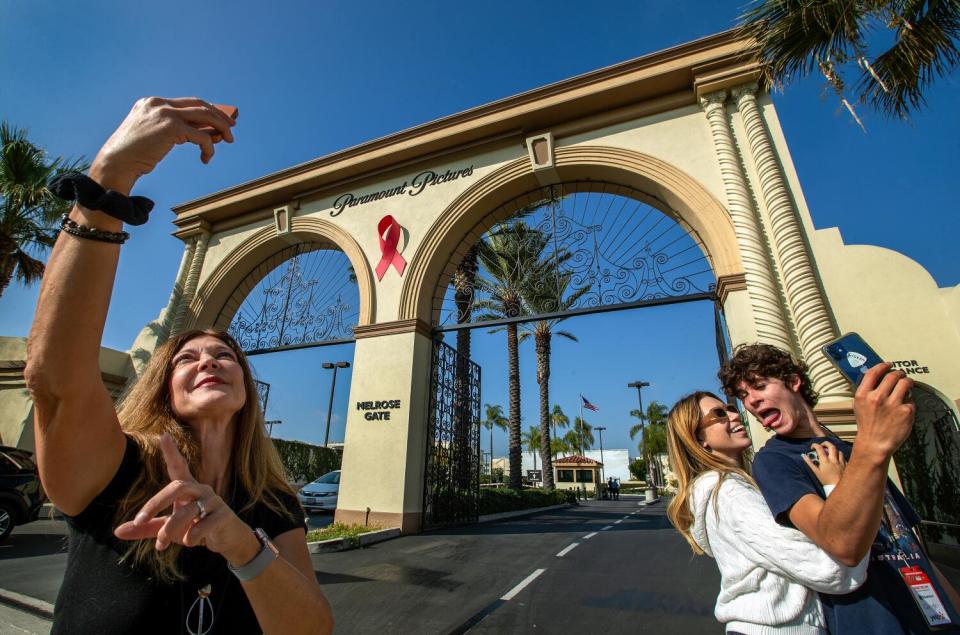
left=0, top=602, right=50, bottom=635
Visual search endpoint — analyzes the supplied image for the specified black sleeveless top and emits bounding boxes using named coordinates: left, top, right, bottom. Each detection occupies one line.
left=52, top=435, right=305, bottom=635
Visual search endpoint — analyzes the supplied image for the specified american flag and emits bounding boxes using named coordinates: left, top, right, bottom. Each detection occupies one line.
left=581, top=395, right=599, bottom=411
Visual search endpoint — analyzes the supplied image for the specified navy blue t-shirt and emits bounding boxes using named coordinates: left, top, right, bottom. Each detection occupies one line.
left=752, top=434, right=960, bottom=634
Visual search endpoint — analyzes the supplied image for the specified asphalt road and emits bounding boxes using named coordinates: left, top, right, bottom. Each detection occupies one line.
left=312, top=498, right=722, bottom=634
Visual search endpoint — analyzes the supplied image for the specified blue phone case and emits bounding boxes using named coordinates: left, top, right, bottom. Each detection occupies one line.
left=822, top=332, right=884, bottom=386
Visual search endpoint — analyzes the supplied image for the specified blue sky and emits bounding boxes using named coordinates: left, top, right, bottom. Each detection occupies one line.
left=2, top=1, right=958, bottom=456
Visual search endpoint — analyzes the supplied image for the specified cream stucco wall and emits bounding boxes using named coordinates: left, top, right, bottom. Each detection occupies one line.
left=812, top=227, right=960, bottom=408
left=0, top=337, right=133, bottom=451
left=334, top=330, right=433, bottom=530
left=196, top=142, right=522, bottom=326
left=561, top=104, right=726, bottom=205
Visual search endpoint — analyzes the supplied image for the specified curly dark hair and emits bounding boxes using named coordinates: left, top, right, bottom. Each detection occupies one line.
left=718, top=343, right=818, bottom=407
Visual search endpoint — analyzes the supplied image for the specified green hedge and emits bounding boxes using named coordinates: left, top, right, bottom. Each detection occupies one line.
left=273, top=438, right=340, bottom=483
left=479, top=488, right=577, bottom=515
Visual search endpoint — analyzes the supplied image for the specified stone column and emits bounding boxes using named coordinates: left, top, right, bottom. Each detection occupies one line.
left=336, top=321, right=434, bottom=534
left=159, top=238, right=197, bottom=337
left=700, top=91, right=795, bottom=353
left=170, top=230, right=211, bottom=336
left=733, top=84, right=851, bottom=400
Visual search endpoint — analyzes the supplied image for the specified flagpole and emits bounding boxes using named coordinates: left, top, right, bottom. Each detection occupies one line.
left=578, top=396, right=584, bottom=456
left=578, top=396, right=584, bottom=499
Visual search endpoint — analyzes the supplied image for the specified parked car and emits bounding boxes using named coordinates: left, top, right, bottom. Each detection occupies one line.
left=0, top=446, right=46, bottom=541
left=297, top=470, right=340, bottom=513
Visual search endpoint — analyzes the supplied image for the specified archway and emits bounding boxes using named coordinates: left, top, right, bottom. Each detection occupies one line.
left=419, top=174, right=725, bottom=526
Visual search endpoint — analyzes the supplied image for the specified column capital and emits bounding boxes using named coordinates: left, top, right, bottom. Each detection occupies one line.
left=699, top=90, right=728, bottom=114
left=172, top=218, right=212, bottom=241
left=732, top=83, right=759, bottom=101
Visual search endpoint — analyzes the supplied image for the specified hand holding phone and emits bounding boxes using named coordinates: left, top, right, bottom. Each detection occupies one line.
left=824, top=333, right=916, bottom=456
left=822, top=332, right=885, bottom=387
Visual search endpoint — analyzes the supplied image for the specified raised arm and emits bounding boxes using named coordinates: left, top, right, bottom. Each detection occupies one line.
left=788, top=363, right=914, bottom=566
left=25, top=98, right=235, bottom=515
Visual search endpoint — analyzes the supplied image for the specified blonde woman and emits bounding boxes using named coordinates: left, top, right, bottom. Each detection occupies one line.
left=666, top=391, right=867, bottom=635
left=26, top=98, right=333, bottom=634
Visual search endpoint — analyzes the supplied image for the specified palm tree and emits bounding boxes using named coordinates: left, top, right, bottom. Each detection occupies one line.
left=551, top=434, right=572, bottom=459
left=550, top=405, right=570, bottom=460
left=630, top=400, right=669, bottom=486
left=518, top=271, right=589, bottom=491
left=474, top=222, right=552, bottom=489
left=451, top=247, right=478, bottom=490
left=628, top=400, right=668, bottom=440
left=522, top=425, right=541, bottom=473
left=0, top=123, right=85, bottom=299
left=569, top=416, right=594, bottom=454
left=482, top=403, right=508, bottom=483
left=738, top=0, right=960, bottom=121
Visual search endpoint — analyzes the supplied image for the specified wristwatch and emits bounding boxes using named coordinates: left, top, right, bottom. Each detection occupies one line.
left=228, top=528, right=279, bottom=582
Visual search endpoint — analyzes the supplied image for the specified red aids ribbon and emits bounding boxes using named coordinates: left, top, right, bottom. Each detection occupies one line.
left=375, top=215, right=407, bottom=281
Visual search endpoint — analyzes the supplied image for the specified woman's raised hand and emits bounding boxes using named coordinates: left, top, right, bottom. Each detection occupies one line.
left=803, top=442, right=846, bottom=487
left=92, top=97, right=236, bottom=194
left=114, top=433, right=258, bottom=566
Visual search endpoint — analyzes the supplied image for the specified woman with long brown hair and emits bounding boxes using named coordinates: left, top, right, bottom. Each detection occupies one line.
left=666, top=391, right=866, bottom=635
left=26, top=98, right=333, bottom=634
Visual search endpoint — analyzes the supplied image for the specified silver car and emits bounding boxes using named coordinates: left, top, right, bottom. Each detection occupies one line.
left=297, top=470, right=340, bottom=513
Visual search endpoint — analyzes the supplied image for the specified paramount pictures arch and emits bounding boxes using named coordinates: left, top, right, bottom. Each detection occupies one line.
left=130, top=31, right=960, bottom=535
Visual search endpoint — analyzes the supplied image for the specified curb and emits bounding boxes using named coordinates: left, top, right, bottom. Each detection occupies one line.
left=307, top=527, right=401, bottom=554
left=479, top=503, right=572, bottom=523
left=0, top=587, right=54, bottom=620
left=637, top=497, right=661, bottom=506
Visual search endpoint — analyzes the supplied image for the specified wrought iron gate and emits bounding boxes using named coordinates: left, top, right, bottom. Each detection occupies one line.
left=423, top=339, right=481, bottom=528
left=894, top=386, right=960, bottom=545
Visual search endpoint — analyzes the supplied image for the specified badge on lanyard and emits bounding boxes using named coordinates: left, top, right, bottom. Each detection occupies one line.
left=899, top=565, right=953, bottom=628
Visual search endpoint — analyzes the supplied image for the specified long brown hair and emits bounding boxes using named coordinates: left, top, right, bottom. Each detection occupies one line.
left=115, top=329, right=294, bottom=583
left=665, top=391, right=753, bottom=555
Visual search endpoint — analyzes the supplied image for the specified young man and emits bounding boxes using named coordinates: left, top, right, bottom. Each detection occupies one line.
left=720, top=343, right=960, bottom=634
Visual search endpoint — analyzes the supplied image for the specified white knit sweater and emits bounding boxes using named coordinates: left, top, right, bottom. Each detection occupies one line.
left=689, top=472, right=868, bottom=634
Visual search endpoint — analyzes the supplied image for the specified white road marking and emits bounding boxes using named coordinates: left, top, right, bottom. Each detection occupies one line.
left=582, top=532, right=598, bottom=540
left=501, top=568, right=547, bottom=601
left=601, top=525, right=613, bottom=531
left=623, top=515, right=631, bottom=520
left=614, top=519, right=623, bottom=524
left=556, top=543, right=580, bottom=557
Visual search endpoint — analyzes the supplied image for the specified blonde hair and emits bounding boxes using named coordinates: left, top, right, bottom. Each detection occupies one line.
left=665, top=391, right=753, bottom=555
left=114, top=329, right=295, bottom=583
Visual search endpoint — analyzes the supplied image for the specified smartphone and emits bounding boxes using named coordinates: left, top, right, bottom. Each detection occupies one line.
left=804, top=450, right=820, bottom=466
left=822, top=332, right=884, bottom=387
left=198, top=104, right=238, bottom=141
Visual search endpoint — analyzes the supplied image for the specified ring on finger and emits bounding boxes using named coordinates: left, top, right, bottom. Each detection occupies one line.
left=195, top=499, right=209, bottom=520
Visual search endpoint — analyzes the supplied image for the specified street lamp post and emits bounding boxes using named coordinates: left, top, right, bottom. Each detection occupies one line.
left=322, top=361, right=350, bottom=447
left=627, top=381, right=654, bottom=496
left=595, top=425, right=606, bottom=498
left=265, top=420, right=282, bottom=437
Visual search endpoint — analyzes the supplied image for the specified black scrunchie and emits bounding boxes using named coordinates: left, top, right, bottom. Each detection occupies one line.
left=48, top=172, right=154, bottom=226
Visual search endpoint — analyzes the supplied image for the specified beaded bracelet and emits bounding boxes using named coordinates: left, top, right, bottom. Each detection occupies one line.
left=59, top=215, right=130, bottom=244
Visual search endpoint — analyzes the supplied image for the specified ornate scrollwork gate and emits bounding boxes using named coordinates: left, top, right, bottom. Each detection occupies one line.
left=894, top=386, right=960, bottom=544
left=423, top=340, right=481, bottom=528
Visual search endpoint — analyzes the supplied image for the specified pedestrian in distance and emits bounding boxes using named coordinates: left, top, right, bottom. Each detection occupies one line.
left=667, top=391, right=868, bottom=634
left=607, top=476, right=614, bottom=500
left=720, top=343, right=960, bottom=634
left=25, top=97, right=334, bottom=635
left=612, top=477, right=620, bottom=500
